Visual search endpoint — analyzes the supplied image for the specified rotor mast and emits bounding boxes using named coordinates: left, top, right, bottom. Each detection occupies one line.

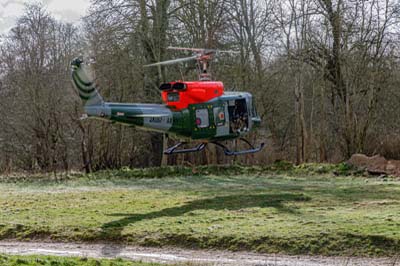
left=197, top=53, right=213, bottom=81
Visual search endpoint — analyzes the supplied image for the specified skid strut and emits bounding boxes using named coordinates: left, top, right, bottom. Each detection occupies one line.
left=164, top=138, right=264, bottom=156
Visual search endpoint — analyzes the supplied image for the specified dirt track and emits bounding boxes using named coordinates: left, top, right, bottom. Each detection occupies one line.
left=0, top=241, right=398, bottom=266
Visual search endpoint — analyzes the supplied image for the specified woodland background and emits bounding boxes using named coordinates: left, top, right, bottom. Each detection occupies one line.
left=0, top=0, right=399, bottom=173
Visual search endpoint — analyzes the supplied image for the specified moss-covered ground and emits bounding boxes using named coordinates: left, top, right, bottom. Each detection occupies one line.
left=1, top=164, right=400, bottom=256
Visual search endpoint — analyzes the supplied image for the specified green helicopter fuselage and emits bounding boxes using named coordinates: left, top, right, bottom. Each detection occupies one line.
left=71, top=58, right=261, bottom=141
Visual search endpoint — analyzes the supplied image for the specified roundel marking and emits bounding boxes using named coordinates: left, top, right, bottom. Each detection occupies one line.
left=196, top=118, right=202, bottom=126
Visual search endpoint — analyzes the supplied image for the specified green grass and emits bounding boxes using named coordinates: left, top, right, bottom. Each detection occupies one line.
left=0, top=254, right=185, bottom=266
left=0, top=162, right=360, bottom=183
left=1, top=164, right=399, bottom=256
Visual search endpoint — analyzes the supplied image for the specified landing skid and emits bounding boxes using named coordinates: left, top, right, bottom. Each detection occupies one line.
left=164, top=142, right=207, bottom=155
left=164, top=138, right=264, bottom=156
left=212, top=138, right=265, bottom=156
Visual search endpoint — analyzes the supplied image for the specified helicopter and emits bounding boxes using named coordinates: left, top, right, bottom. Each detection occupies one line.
left=71, top=47, right=264, bottom=156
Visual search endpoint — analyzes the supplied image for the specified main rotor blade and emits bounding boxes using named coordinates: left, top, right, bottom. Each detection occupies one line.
left=167, top=46, right=205, bottom=53
left=216, top=49, right=240, bottom=54
left=144, top=55, right=198, bottom=67
left=168, top=46, right=239, bottom=55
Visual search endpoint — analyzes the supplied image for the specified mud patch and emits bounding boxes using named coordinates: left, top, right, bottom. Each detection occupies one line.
left=0, top=241, right=397, bottom=266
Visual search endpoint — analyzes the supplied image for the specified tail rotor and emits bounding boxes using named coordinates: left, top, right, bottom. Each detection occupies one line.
left=71, top=57, right=104, bottom=106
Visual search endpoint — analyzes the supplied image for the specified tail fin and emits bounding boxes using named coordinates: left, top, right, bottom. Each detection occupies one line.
left=71, top=57, right=104, bottom=106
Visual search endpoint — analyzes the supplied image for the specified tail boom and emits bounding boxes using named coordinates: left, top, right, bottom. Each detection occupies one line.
left=70, top=57, right=177, bottom=134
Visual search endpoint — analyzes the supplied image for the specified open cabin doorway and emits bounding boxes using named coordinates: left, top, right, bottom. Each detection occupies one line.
left=228, top=99, right=249, bottom=133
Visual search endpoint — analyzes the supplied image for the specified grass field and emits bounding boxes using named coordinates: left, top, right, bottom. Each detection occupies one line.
left=1, top=165, right=400, bottom=256
left=0, top=254, right=181, bottom=266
